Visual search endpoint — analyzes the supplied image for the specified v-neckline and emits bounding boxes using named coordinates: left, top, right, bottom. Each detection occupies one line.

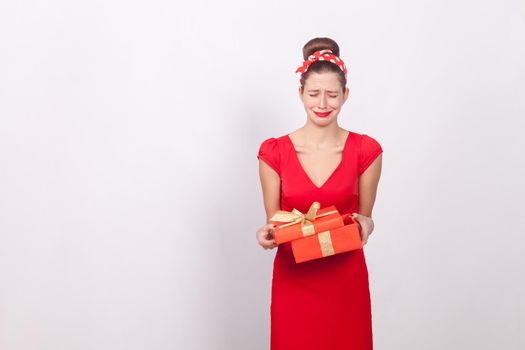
left=286, top=131, right=351, bottom=190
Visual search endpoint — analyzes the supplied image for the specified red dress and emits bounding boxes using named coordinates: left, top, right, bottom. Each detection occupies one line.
left=257, top=130, right=383, bottom=350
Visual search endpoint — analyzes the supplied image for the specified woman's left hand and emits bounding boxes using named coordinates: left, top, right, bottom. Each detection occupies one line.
left=351, top=213, right=375, bottom=246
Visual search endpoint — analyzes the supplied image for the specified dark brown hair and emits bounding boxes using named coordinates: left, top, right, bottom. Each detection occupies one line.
left=299, top=37, right=347, bottom=93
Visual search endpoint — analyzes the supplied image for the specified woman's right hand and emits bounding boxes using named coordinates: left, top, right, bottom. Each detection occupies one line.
left=256, top=223, right=278, bottom=250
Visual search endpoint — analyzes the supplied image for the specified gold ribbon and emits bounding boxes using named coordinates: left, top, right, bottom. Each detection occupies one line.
left=317, top=231, right=335, bottom=256
left=269, top=201, right=339, bottom=237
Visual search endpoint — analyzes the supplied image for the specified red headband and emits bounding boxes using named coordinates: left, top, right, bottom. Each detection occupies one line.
left=295, top=49, right=347, bottom=82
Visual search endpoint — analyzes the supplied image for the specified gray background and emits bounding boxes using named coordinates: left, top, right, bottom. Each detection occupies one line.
left=1, top=0, right=524, bottom=349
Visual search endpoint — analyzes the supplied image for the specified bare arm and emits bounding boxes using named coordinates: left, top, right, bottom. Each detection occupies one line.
left=358, top=153, right=382, bottom=217
left=256, top=159, right=281, bottom=249
left=258, top=159, right=281, bottom=221
left=353, top=154, right=382, bottom=245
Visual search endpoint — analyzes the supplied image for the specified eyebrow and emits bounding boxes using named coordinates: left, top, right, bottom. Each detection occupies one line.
left=307, top=89, right=339, bottom=93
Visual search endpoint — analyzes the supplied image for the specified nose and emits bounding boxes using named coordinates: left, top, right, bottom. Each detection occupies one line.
left=319, top=93, right=328, bottom=109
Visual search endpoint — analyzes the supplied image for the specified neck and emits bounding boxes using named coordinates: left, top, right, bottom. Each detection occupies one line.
left=297, top=123, right=345, bottom=147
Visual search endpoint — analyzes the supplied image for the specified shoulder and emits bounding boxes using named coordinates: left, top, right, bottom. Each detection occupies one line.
left=361, top=133, right=382, bottom=150
left=349, top=131, right=383, bottom=175
left=347, top=131, right=382, bottom=149
left=258, top=134, right=289, bottom=149
left=257, top=135, right=288, bottom=175
left=259, top=134, right=286, bottom=144
left=259, top=136, right=278, bottom=148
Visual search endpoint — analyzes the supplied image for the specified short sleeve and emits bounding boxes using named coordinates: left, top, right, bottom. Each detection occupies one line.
left=257, top=137, right=281, bottom=175
left=358, top=134, right=383, bottom=175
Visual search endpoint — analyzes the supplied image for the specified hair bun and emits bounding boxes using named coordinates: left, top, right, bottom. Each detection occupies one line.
left=302, top=37, right=340, bottom=60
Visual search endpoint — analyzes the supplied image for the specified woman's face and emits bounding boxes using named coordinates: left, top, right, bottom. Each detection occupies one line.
left=299, top=72, right=349, bottom=126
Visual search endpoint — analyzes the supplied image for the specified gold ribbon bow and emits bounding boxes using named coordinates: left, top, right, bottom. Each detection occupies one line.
left=269, top=201, right=338, bottom=237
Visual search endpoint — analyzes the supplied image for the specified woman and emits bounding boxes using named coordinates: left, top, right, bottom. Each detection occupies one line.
left=256, top=37, right=383, bottom=350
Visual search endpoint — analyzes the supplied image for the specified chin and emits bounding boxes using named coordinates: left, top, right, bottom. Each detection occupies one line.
left=310, top=118, right=332, bottom=127
left=310, top=113, right=337, bottom=125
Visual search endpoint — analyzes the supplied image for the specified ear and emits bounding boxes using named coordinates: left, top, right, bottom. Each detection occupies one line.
left=298, top=86, right=304, bottom=102
left=343, top=86, right=350, bottom=103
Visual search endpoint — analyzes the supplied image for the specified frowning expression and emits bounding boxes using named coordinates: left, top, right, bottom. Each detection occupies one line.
left=299, top=72, right=349, bottom=125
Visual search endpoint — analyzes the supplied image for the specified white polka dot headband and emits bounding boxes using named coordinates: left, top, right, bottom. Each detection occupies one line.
left=295, top=49, right=347, bottom=82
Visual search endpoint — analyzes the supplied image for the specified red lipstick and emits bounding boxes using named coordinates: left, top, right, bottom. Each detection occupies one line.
left=314, top=111, right=332, bottom=117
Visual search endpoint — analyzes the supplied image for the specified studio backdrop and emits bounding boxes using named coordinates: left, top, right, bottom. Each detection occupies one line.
left=0, top=0, right=524, bottom=349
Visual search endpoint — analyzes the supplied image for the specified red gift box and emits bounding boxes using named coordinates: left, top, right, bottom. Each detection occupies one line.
left=269, top=202, right=344, bottom=244
left=291, top=216, right=362, bottom=263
